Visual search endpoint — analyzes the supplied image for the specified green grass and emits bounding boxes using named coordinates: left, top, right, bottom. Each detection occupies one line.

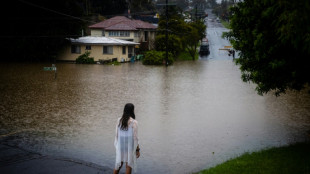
left=177, top=51, right=199, bottom=61
left=221, top=19, right=230, bottom=29
left=197, top=142, right=310, bottom=174
left=106, top=61, right=121, bottom=65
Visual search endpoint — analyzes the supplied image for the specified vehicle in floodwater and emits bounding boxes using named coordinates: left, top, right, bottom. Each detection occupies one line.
left=199, top=38, right=210, bottom=55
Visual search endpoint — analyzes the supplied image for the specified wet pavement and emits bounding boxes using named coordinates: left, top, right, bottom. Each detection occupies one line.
left=0, top=142, right=112, bottom=174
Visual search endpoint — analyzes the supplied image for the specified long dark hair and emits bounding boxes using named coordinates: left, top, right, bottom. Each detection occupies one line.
left=119, top=103, right=135, bottom=130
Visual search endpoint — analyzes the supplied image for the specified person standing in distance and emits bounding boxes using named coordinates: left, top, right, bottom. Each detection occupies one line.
left=113, top=103, right=140, bottom=174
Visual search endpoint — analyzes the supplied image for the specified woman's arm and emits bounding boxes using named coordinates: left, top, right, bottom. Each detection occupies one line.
left=133, top=120, right=139, bottom=145
left=133, top=120, right=140, bottom=158
left=114, top=118, right=120, bottom=148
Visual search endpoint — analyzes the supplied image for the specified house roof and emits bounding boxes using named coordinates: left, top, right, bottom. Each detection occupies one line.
left=69, top=36, right=139, bottom=45
left=89, top=16, right=157, bottom=30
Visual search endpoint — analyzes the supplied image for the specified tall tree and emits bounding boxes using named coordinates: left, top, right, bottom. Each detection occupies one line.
left=0, top=0, right=86, bottom=62
left=184, top=20, right=206, bottom=60
left=207, top=0, right=218, bottom=8
left=225, top=0, right=310, bottom=95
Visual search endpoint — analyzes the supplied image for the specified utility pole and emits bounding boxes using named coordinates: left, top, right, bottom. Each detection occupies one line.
left=157, top=1, right=175, bottom=66
left=195, top=4, right=197, bottom=21
left=165, top=0, right=168, bottom=66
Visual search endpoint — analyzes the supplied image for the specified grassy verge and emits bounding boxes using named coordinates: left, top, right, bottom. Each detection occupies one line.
left=221, top=19, right=230, bottom=29
left=197, top=142, right=310, bottom=174
left=177, top=51, right=199, bottom=61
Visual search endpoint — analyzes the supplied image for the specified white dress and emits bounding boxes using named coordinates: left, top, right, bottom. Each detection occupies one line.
left=114, top=117, right=139, bottom=172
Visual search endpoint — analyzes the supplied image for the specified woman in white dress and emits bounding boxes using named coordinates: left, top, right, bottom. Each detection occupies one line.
left=113, top=103, right=140, bottom=174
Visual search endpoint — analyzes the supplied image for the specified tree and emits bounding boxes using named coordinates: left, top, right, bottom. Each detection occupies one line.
left=185, top=26, right=199, bottom=60
left=0, top=0, right=86, bottom=62
left=207, top=0, right=217, bottom=8
left=89, top=0, right=128, bottom=16
left=130, top=0, right=155, bottom=14
left=155, top=34, right=182, bottom=57
left=224, top=0, right=310, bottom=95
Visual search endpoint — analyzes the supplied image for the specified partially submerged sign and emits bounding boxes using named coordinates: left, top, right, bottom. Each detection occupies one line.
left=43, top=64, right=57, bottom=79
left=219, top=46, right=232, bottom=51
left=43, top=67, right=56, bottom=71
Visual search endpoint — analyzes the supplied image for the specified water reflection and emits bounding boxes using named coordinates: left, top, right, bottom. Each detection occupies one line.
left=0, top=61, right=309, bottom=173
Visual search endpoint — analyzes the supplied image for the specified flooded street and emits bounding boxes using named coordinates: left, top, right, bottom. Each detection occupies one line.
left=1, top=10, right=310, bottom=174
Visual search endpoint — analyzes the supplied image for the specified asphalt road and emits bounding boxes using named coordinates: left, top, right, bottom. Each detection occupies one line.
left=200, top=9, right=235, bottom=60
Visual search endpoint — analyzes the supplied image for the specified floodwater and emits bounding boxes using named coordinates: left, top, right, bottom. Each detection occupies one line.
left=1, top=11, right=310, bottom=174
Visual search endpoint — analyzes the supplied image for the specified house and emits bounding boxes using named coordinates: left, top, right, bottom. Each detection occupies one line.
left=89, top=16, right=157, bottom=50
left=57, top=36, right=139, bottom=62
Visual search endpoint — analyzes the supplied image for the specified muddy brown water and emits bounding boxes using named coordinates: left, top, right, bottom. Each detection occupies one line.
left=0, top=61, right=309, bottom=173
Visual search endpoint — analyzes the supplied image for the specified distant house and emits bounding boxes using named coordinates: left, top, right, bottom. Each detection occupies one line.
left=89, top=16, right=157, bottom=50
left=57, top=36, right=139, bottom=62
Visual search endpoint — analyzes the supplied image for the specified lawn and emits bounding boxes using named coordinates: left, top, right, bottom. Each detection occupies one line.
left=197, top=142, right=310, bottom=174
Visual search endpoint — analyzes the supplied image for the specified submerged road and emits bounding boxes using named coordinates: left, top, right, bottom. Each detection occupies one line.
left=1, top=9, right=310, bottom=174
left=200, top=9, right=235, bottom=60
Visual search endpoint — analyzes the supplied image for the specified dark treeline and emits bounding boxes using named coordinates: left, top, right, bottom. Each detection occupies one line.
left=1, top=0, right=87, bottom=62
left=0, top=0, right=154, bottom=62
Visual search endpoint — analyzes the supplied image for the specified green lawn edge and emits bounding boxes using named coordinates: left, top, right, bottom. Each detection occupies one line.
left=220, top=19, right=230, bottom=29
left=196, top=142, right=310, bottom=174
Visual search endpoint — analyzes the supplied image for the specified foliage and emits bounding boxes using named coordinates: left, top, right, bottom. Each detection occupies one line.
left=142, top=50, right=174, bottom=65
left=106, top=61, right=121, bottom=65
left=220, top=19, right=230, bottom=29
left=155, top=34, right=182, bottom=57
left=191, top=20, right=207, bottom=41
left=225, top=0, right=310, bottom=96
left=192, top=0, right=208, bottom=8
left=178, top=50, right=199, bottom=61
left=182, top=21, right=205, bottom=60
left=207, top=0, right=218, bottom=8
left=87, top=0, right=128, bottom=16
left=212, top=0, right=235, bottom=21
left=155, top=6, right=206, bottom=61
left=197, top=142, right=310, bottom=174
left=1, top=0, right=85, bottom=62
left=76, top=51, right=95, bottom=64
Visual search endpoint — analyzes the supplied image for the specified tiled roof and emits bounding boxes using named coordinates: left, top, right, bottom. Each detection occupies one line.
left=69, top=36, right=139, bottom=45
left=89, top=16, right=157, bottom=30
left=105, top=22, right=137, bottom=31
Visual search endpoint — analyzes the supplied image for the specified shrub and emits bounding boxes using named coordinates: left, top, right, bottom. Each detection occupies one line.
left=155, top=34, right=182, bottom=58
left=106, top=61, right=121, bottom=65
left=142, top=50, right=174, bottom=65
left=76, top=51, right=95, bottom=64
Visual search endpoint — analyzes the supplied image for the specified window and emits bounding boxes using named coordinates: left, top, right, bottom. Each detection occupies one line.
left=134, top=31, right=140, bottom=37
left=122, top=46, right=126, bottom=54
left=103, top=46, right=113, bottom=54
left=71, top=45, right=81, bottom=54
left=102, top=30, right=105, bottom=36
left=128, top=46, right=133, bottom=58
left=144, top=31, right=148, bottom=41
left=109, top=31, right=118, bottom=37
left=120, top=31, right=130, bottom=37
left=108, top=31, right=130, bottom=37
left=85, top=45, right=91, bottom=50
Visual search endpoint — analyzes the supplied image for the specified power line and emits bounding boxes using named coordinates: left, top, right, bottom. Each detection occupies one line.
left=0, top=35, right=81, bottom=38
left=18, top=0, right=97, bottom=24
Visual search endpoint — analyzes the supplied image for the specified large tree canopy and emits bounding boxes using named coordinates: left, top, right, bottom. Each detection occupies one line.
left=225, top=0, right=310, bottom=95
left=0, top=0, right=86, bottom=62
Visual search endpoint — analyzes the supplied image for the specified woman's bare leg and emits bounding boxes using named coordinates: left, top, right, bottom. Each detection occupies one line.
left=125, top=163, right=132, bottom=174
left=113, top=162, right=123, bottom=174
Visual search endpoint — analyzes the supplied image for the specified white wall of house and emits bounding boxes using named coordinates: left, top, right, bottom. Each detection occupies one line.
left=90, top=29, right=156, bottom=46
left=57, top=44, right=134, bottom=62
left=90, top=29, right=104, bottom=37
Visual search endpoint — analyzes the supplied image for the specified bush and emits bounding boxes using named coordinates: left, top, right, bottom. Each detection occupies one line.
left=106, top=61, right=120, bottom=65
left=155, top=34, right=182, bottom=58
left=76, top=51, right=95, bottom=64
left=142, top=50, right=174, bottom=65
